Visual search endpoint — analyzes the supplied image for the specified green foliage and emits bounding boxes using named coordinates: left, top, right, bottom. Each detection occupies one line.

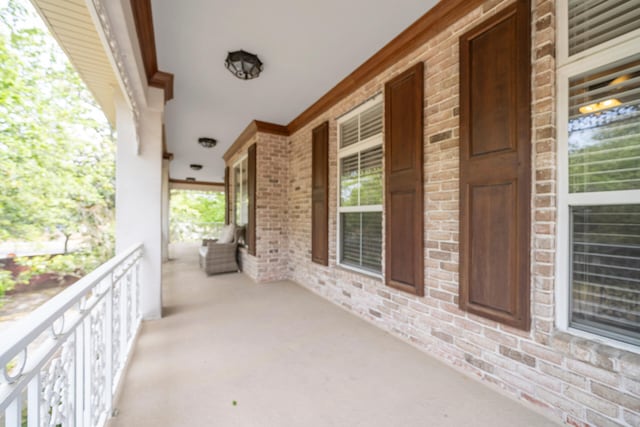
left=169, top=190, right=226, bottom=242
left=0, top=270, right=15, bottom=297
left=0, top=0, right=115, bottom=296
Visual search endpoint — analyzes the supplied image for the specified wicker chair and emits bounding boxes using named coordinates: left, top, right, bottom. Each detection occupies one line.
left=199, top=226, right=245, bottom=275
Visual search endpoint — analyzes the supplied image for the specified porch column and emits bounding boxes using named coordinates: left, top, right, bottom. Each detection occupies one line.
left=115, top=94, right=163, bottom=320
left=161, top=157, right=170, bottom=262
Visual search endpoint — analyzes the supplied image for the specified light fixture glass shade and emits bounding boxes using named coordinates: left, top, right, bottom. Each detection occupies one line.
left=198, top=137, right=217, bottom=148
left=225, top=50, right=263, bottom=80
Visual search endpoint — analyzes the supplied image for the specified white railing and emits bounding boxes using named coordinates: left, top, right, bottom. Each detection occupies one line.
left=0, top=244, right=143, bottom=427
left=170, top=221, right=225, bottom=243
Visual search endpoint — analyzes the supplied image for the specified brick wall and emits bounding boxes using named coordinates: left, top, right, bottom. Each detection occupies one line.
left=224, top=0, right=640, bottom=424
left=228, top=133, right=289, bottom=283
left=277, top=1, right=640, bottom=426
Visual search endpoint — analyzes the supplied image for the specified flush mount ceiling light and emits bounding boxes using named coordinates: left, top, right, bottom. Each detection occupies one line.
left=190, top=164, right=203, bottom=171
left=186, top=177, right=196, bottom=182
left=225, top=50, right=263, bottom=80
left=198, top=137, right=217, bottom=148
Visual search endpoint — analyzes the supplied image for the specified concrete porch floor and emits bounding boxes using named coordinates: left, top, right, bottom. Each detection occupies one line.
left=107, top=244, right=559, bottom=427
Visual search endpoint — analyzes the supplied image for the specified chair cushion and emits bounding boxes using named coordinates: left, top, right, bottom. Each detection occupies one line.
left=217, top=224, right=236, bottom=244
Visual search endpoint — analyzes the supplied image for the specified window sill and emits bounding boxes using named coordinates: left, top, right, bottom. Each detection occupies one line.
left=335, top=264, right=383, bottom=282
left=555, top=327, right=640, bottom=356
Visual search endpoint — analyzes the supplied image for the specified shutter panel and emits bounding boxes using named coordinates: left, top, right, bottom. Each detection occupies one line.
left=247, top=143, right=257, bottom=256
left=459, top=1, right=531, bottom=330
left=224, top=166, right=230, bottom=225
left=311, top=121, right=329, bottom=265
left=384, top=62, right=424, bottom=296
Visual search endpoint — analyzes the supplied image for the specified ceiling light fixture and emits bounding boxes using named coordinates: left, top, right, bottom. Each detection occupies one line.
left=198, top=137, right=217, bottom=148
left=190, top=164, right=203, bottom=171
left=186, top=177, right=196, bottom=182
left=225, top=50, right=263, bottom=80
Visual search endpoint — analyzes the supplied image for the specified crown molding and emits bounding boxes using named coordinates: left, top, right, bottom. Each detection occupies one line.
left=222, top=120, right=289, bottom=162
left=286, top=0, right=485, bottom=134
left=130, top=0, right=174, bottom=102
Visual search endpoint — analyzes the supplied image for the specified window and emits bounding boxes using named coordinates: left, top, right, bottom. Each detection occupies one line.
left=337, top=97, right=383, bottom=274
left=233, top=156, right=248, bottom=225
left=558, top=2, right=640, bottom=347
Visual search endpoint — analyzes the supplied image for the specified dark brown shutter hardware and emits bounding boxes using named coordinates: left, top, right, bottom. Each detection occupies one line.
left=311, top=122, right=329, bottom=265
left=247, top=143, right=257, bottom=256
left=224, top=166, right=230, bottom=225
left=458, top=0, right=531, bottom=330
left=384, top=62, right=425, bottom=296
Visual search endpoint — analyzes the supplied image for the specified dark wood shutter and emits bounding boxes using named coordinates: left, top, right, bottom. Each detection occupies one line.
left=247, top=143, right=257, bottom=256
left=384, top=62, right=424, bottom=296
left=311, top=122, right=329, bottom=265
left=459, top=1, right=531, bottom=330
left=224, top=166, right=230, bottom=225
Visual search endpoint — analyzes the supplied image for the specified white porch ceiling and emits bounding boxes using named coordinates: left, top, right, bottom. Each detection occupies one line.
left=151, top=0, right=438, bottom=183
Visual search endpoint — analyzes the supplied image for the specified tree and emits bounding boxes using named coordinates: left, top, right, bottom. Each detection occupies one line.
left=0, top=0, right=115, bottom=297
left=169, top=190, right=226, bottom=242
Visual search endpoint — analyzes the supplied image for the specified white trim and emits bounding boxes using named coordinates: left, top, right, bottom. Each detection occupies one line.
left=567, top=190, right=640, bottom=206
left=555, top=13, right=640, bottom=344
left=558, top=37, right=640, bottom=78
left=565, top=327, right=640, bottom=355
left=336, top=264, right=384, bottom=281
left=338, top=134, right=383, bottom=158
left=557, top=0, right=640, bottom=67
left=338, top=205, right=383, bottom=213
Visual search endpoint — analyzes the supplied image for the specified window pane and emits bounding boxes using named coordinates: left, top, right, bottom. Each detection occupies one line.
left=570, top=204, right=640, bottom=345
left=360, top=146, right=383, bottom=205
left=241, top=159, right=248, bottom=225
left=234, top=166, right=241, bottom=225
left=568, top=55, right=640, bottom=193
left=340, top=116, right=359, bottom=148
left=361, top=212, right=382, bottom=271
left=360, top=102, right=383, bottom=140
left=340, top=212, right=382, bottom=273
left=340, top=154, right=359, bottom=206
left=340, top=212, right=361, bottom=266
left=568, top=0, right=640, bottom=56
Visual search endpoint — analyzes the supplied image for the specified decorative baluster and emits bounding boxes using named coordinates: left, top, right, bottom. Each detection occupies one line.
left=83, top=314, right=91, bottom=427
left=28, top=373, right=41, bottom=426
left=105, top=272, right=114, bottom=417
left=5, top=397, right=21, bottom=427
left=120, top=272, right=127, bottom=369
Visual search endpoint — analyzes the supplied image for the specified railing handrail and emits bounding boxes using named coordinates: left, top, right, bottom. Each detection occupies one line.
left=0, top=243, right=143, bottom=368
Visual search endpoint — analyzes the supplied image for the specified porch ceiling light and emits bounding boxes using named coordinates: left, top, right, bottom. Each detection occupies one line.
left=190, top=164, right=203, bottom=171
left=225, top=50, right=263, bottom=80
left=198, top=137, right=217, bottom=148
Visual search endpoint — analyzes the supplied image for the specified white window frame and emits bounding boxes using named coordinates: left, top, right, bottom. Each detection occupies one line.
left=233, top=155, right=248, bottom=226
left=336, top=95, right=384, bottom=277
left=556, top=4, right=640, bottom=351
left=557, top=0, right=640, bottom=67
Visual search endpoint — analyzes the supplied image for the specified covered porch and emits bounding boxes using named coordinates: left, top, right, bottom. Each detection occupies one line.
left=107, top=244, right=556, bottom=427
left=2, top=0, right=640, bottom=426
